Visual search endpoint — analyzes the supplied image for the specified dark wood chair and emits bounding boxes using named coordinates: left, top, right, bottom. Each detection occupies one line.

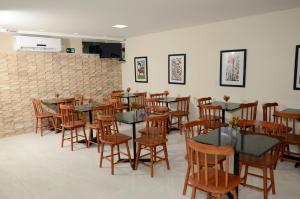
left=135, top=114, right=170, bottom=177
left=132, top=92, right=147, bottom=109
left=60, top=104, right=88, bottom=151
left=149, top=92, right=167, bottom=99
left=144, top=98, right=169, bottom=114
left=238, top=101, right=258, bottom=131
left=32, top=99, right=55, bottom=136
left=88, top=104, right=115, bottom=152
left=186, top=139, right=241, bottom=199
left=183, top=120, right=227, bottom=195
left=111, top=92, right=129, bottom=110
left=262, top=102, right=278, bottom=122
left=169, top=96, right=190, bottom=134
left=197, top=97, right=212, bottom=119
left=274, top=111, right=300, bottom=164
left=98, top=114, right=132, bottom=175
left=200, top=104, right=227, bottom=129
left=240, top=121, right=282, bottom=199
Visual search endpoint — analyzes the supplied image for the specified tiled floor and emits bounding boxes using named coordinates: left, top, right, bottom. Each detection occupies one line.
left=0, top=124, right=299, bottom=199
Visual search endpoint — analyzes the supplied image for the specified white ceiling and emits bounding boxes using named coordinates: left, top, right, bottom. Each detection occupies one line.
left=0, top=0, right=300, bottom=41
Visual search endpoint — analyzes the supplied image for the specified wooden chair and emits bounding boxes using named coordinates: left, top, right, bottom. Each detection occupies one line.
left=106, top=98, right=128, bottom=113
left=98, top=114, right=132, bottom=175
left=240, top=121, right=282, bottom=199
left=60, top=104, right=88, bottom=151
left=110, top=93, right=129, bottom=112
left=132, top=92, right=147, bottom=109
left=88, top=104, right=115, bottom=152
left=238, top=101, right=258, bottom=131
left=111, top=89, right=124, bottom=94
left=274, top=111, right=300, bottom=164
left=186, top=139, right=241, bottom=199
left=135, top=114, right=170, bottom=177
left=197, top=97, right=212, bottom=119
left=200, top=104, right=227, bottom=129
left=144, top=98, right=169, bottom=114
left=262, top=102, right=278, bottom=122
left=53, top=97, right=75, bottom=133
left=169, top=96, right=190, bottom=134
left=183, top=120, right=227, bottom=195
left=32, top=99, right=55, bottom=136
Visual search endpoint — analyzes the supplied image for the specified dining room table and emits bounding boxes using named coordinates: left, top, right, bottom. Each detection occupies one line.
left=211, top=101, right=241, bottom=123
left=192, top=127, right=281, bottom=199
left=74, top=102, right=105, bottom=144
left=120, top=92, right=136, bottom=111
left=115, top=110, right=155, bottom=169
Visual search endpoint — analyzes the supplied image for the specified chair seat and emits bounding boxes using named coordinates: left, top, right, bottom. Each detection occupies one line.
left=240, top=153, right=275, bottom=168
left=37, top=112, right=53, bottom=118
left=61, top=120, right=85, bottom=128
left=101, top=133, right=132, bottom=145
left=171, top=111, right=187, bottom=117
left=285, top=134, right=300, bottom=145
left=189, top=169, right=241, bottom=194
left=135, top=136, right=166, bottom=146
left=138, top=126, right=165, bottom=135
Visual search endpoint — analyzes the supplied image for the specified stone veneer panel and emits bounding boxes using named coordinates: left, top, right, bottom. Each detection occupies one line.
left=0, top=52, right=122, bottom=138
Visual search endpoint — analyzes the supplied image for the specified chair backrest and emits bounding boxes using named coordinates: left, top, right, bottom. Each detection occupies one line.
left=274, top=111, right=300, bottom=135
left=200, top=105, right=222, bottom=129
left=97, top=114, right=119, bottom=143
left=133, top=92, right=147, bottom=106
left=176, top=96, right=190, bottom=113
left=145, top=98, right=167, bottom=113
left=184, top=120, right=208, bottom=139
left=240, top=101, right=258, bottom=120
left=258, top=121, right=284, bottom=138
left=262, top=102, right=278, bottom=122
left=186, top=139, right=233, bottom=188
left=32, top=99, right=44, bottom=117
left=73, top=93, right=83, bottom=105
left=143, top=114, right=169, bottom=143
left=111, top=90, right=124, bottom=94
left=150, top=92, right=166, bottom=99
left=92, top=105, right=115, bottom=122
left=60, top=104, right=76, bottom=125
left=197, top=97, right=212, bottom=119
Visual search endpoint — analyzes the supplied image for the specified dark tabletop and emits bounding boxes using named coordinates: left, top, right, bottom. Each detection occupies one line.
left=192, top=127, right=280, bottom=157
left=75, top=102, right=105, bottom=112
left=42, top=98, right=66, bottom=104
left=120, top=93, right=136, bottom=98
left=211, top=101, right=240, bottom=111
left=281, top=108, right=300, bottom=115
left=116, top=110, right=150, bottom=124
left=158, top=97, right=178, bottom=103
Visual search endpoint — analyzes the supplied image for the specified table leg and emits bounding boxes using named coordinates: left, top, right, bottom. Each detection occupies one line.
left=132, top=123, right=137, bottom=162
left=78, top=110, right=95, bottom=144
left=296, top=163, right=300, bottom=168
left=222, top=109, right=225, bottom=123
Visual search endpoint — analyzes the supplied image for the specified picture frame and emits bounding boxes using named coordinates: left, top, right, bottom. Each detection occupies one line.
left=294, top=45, right=300, bottom=90
left=134, top=56, right=148, bottom=83
left=168, top=54, right=186, bottom=85
left=220, top=49, right=247, bottom=87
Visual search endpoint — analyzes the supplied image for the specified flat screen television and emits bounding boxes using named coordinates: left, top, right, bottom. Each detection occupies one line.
left=82, top=42, right=122, bottom=58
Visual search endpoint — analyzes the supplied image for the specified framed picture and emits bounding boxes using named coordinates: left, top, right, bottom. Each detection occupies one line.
left=294, top=45, right=300, bottom=90
left=220, top=49, right=247, bottom=87
left=134, top=56, right=148, bottom=83
left=168, top=54, right=186, bottom=85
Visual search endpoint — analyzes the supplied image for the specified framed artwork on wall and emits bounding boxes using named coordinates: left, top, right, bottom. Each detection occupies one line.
left=220, top=49, right=247, bottom=87
left=134, top=56, right=148, bottom=83
left=294, top=45, right=300, bottom=90
left=168, top=54, right=186, bottom=85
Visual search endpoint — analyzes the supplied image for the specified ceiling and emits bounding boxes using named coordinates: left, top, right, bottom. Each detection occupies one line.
left=0, top=0, right=300, bottom=41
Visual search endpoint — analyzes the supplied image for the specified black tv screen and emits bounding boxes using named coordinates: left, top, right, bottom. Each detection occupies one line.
left=82, top=42, right=122, bottom=58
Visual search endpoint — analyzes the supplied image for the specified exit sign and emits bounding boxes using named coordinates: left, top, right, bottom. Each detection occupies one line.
left=66, top=48, right=75, bottom=53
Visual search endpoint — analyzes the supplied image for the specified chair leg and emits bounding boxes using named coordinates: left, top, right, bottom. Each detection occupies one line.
left=233, top=188, right=238, bottom=199
left=40, top=119, right=43, bottom=136
left=50, top=117, right=55, bottom=131
left=191, top=187, right=196, bottom=199
left=61, top=127, right=65, bottom=148
left=82, top=127, right=88, bottom=148
left=100, top=143, right=104, bottom=168
left=125, top=142, right=132, bottom=167
left=243, top=165, right=249, bottom=184
left=117, top=145, right=121, bottom=161
left=178, top=117, right=182, bottom=134
left=183, top=164, right=190, bottom=195
left=70, top=129, right=74, bottom=151
left=96, top=129, right=100, bottom=152
left=263, top=168, right=268, bottom=199
left=135, top=144, right=141, bottom=170
left=270, top=168, right=276, bottom=194
left=150, top=147, right=154, bottom=177
left=111, top=145, right=114, bottom=175
left=75, top=128, right=78, bottom=143
left=163, top=144, right=170, bottom=170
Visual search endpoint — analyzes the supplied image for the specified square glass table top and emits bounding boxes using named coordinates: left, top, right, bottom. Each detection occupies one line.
left=75, top=102, right=105, bottom=112
left=211, top=101, right=240, bottom=111
left=116, top=110, right=161, bottom=124
left=158, top=97, right=178, bottom=103
left=192, top=127, right=280, bottom=157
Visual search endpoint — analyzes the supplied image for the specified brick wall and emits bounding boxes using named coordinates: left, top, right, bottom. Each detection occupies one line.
left=0, top=52, right=122, bottom=138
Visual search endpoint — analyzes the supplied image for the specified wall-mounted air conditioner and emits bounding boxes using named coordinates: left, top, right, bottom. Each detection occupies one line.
left=15, top=35, right=62, bottom=52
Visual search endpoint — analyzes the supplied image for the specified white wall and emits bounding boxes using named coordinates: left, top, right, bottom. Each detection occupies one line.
left=122, top=8, right=300, bottom=120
